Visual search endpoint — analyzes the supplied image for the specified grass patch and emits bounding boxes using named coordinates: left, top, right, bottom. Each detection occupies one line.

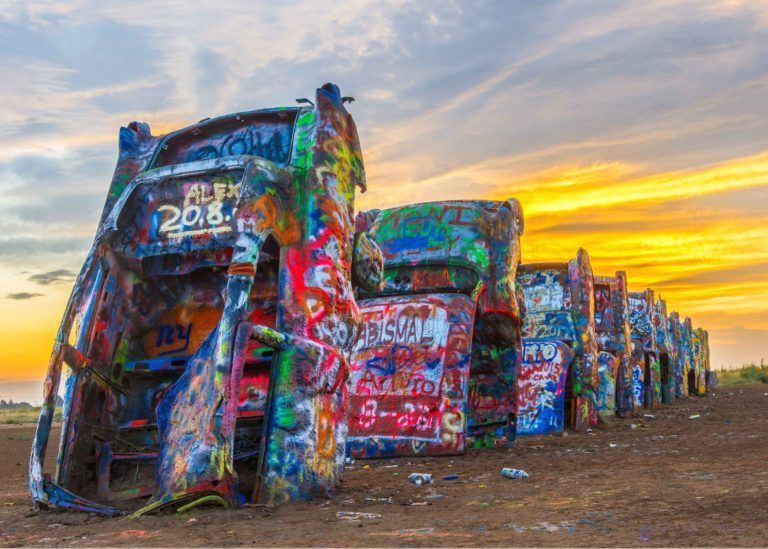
left=0, top=407, right=62, bottom=425
left=717, top=361, right=768, bottom=387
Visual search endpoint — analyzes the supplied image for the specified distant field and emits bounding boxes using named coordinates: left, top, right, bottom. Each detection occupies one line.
left=0, top=407, right=61, bottom=425
left=717, top=362, right=768, bottom=387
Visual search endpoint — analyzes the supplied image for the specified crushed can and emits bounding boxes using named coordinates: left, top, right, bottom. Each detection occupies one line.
left=501, top=467, right=529, bottom=479
left=408, top=473, right=433, bottom=485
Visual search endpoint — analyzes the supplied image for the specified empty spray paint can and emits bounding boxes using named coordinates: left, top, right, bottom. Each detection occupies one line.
left=501, top=468, right=529, bottom=479
left=408, top=473, right=433, bottom=485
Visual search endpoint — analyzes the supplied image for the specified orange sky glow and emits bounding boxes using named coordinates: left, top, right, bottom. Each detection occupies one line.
left=1, top=1, right=767, bottom=402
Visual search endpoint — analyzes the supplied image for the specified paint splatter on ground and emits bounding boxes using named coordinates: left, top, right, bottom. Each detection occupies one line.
left=2, top=385, right=767, bottom=547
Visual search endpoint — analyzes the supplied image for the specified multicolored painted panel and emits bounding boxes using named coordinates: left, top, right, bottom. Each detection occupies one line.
left=596, top=351, right=619, bottom=418
left=628, top=289, right=660, bottom=409
left=668, top=312, right=686, bottom=398
left=347, top=293, right=475, bottom=457
left=516, top=340, right=574, bottom=435
left=692, top=327, right=708, bottom=395
left=654, top=298, right=676, bottom=404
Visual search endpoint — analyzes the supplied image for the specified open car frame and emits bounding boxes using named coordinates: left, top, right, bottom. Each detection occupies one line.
left=30, top=84, right=382, bottom=516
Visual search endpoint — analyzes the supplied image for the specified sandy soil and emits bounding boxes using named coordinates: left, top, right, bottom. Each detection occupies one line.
left=1, top=385, right=767, bottom=547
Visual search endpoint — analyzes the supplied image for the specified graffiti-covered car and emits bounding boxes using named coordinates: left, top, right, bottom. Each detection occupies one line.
left=516, top=248, right=599, bottom=435
left=347, top=199, right=525, bottom=457
left=30, top=84, right=381, bottom=516
left=692, top=327, right=709, bottom=395
left=668, top=312, right=688, bottom=398
left=653, top=298, right=676, bottom=404
left=681, top=316, right=696, bottom=396
left=628, top=289, right=660, bottom=409
left=681, top=317, right=697, bottom=395
left=593, top=271, right=634, bottom=418
left=702, top=330, right=716, bottom=391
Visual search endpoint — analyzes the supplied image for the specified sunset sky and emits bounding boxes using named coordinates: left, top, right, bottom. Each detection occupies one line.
left=1, top=1, right=767, bottom=403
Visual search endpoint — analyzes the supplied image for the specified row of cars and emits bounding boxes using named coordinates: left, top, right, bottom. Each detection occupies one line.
left=346, top=207, right=713, bottom=458
left=29, top=84, right=712, bottom=517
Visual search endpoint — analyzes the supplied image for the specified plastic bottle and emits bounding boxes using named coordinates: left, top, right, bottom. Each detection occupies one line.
left=501, top=467, right=529, bottom=479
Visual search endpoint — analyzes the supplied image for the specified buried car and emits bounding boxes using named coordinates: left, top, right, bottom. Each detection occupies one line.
left=29, top=84, right=382, bottom=516
left=516, top=248, right=599, bottom=435
left=593, top=271, right=634, bottom=418
left=668, top=311, right=689, bottom=398
left=347, top=199, right=525, bottom=457
left=692, top=327, right=710, bottom=395
left=628, top=289, right=660, bottom=409
left=703, top=329, right=717, bottom=392
left=653, top=297, right=676, bottom=404
left=682, top=317, right=699, bottom=395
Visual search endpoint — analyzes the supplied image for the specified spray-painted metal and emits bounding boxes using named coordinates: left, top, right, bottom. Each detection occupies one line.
left=653, top=298, right=676, bottom=404
left=668, top=312, right=687, bottom=398
left=703, top=329, right=716, bottom=392
left=680, top=316, right=695, bottom=396
left=703, top=329, right=712, bottom=392
left=692, top=327, right=709, bottom=395
left=347, top=199, right=525, bottom=457
left=628, top=289, right=660, bottom=409
left=516, top=249, right=599, bottom=436
left=702, top=330, right=715, bottom=391
left=593, top=271, right=634, bottom=418
left=29, top=84, right=382, bottom=516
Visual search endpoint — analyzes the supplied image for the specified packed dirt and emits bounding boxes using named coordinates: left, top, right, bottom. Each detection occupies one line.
left=1, top=385, right=767, bottom=547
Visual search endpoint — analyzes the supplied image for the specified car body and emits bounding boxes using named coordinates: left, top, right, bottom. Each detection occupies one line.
left=30, top=84, right=381, bottom=516
left=593, top=271, right=634, bottom=418
left=692, top=327, right=709, bottom=395
left=516, top=248, right=599, bottom=435
left=680, top=316, right=696, bottom=396
left=653, top=298, right=676, bottom=404
left=667, top=312, right=688, bottom=398
left=628, top=289, right=660, bottom=409
left=701, top=330, right=716, bottom=391
left=347, top=199, right=525, bottom=457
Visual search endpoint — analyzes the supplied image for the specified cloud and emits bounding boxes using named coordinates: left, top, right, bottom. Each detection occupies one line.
left=28, top=269, right=77, bottom=286
left=0, top=236, right=91, bottom=258
left=1, top=0, right=768, bottom=377
left=6, top=292, right=44, bottom=300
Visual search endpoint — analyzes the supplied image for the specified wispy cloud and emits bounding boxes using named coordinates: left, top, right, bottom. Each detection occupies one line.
left=1, top=0, right=767, bottom=393
left=0, top=236, right=92, bottom=259
left=6, top=292, right=44, bottom=300
left=28, top=269, right=76, bottom=286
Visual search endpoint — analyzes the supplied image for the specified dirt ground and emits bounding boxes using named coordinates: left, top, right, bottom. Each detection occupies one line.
left=1, top=385, right=767, bottom=547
